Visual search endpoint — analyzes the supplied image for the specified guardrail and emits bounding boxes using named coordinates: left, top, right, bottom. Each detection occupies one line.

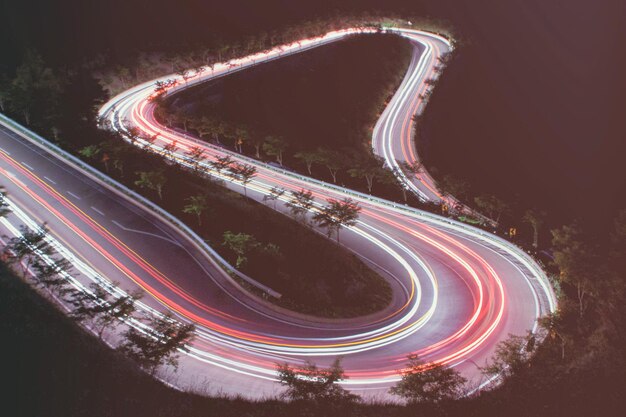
left=0, top=112, right=281, bottom=299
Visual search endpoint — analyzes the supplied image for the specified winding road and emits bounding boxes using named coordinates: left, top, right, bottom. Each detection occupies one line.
left=0, top=27, right=555, bottom=398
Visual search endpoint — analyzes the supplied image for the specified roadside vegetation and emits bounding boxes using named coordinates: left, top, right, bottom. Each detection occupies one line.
left=156, top=34, right=413, bottom=204
left=76, top=136, right=390, bottom=317
left=1, top=1, right=625, bottom=416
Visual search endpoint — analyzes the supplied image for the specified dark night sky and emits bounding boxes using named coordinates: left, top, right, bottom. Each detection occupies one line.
left=1, top=0, right=625, bottom=227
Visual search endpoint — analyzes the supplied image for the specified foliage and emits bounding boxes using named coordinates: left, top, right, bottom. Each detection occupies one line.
left=118, top=312, right=195, bottom=375
left=313, top=198, right=361, bottom=243
left=390, top=354, right=467, bottom=404
left=277, top=358, right=360, bottom=403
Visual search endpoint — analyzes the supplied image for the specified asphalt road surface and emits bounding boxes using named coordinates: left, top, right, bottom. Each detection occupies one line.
left=0, top=27, right=555, bottom=399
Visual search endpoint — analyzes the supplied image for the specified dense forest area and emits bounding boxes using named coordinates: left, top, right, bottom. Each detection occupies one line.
left=1, top=0, right=625, bottom=416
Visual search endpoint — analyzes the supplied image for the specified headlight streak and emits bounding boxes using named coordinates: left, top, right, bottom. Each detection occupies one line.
left=96, top=26, right=556, bottom=385
left=0, top=26, right=557, bottom=394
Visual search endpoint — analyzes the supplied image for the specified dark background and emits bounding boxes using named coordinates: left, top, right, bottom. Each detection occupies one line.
left=2, top=0, right=625, bottom=229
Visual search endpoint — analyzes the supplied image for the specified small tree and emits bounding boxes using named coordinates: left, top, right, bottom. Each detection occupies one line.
left=175, top=66, right=191, bottom=85
left=263, top=136, right=287, bottom=165
left=277, top=358, right=360, bottom=403
left=162, top=140, right=178, bottom=160
left=79, top=144, right=101, bottom=160
left=401, top=160, right=424, bottom=177
left=183, top=194, right=210, bottom=226
left=5, top=225, right=53, bottom=277
left=234, top=126, right=248, bottom=153
left=31, top=257, right=73, bottom=296
left=480, top=332, right=536, bottom=382
left=315, top=148, right=343, bottom=183
left=209, top=155, right=234, bottom=174
left=185, top=146, right=206, bottom=171
left=229, top=163, right=257, bottom=196
left=348, top=155, right=385, bottom=194
left=474, top=194, right=509, bottom=224
left=135, top=170, right=167, bottom=200
left=286, top=189, right=315, bottom=222
left=0, top=187, right=10, bottom=218
left=222, top=231, right=260, bottom=268
left=69, top=282, right=143, bottom=339
left=523, top=208, right=547, bottom=249
left=313, top=198, right=361, bottom=243
left=390, top=354, right=467, bottom=405
left=439, top=174, right=471, bottom=202
left=294, top=151, right=320, bottom=175
left=126, top=126, right=141, bottom=145
left=119, top=311, right=195, bottom=375
left=263, top=186, right=286, bottom=209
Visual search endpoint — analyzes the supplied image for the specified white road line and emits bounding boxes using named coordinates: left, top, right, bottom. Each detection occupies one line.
left=21, top=162, right=35, bottom=171
left=112, top=219, right=182, bottom=247
left=67, top=191, right=82, bottom=200
left=43, top=176, right=57, bottom=185
left=0, top=147, right=9, bottom=155
left=91, top=206, right=105, bottom=216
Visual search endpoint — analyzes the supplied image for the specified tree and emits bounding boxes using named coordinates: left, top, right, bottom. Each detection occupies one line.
left=0, top=73, right=9, bottom=112
left=119, top=311, right=195, bottom=375
left=185, top=146, right=206, bottom=171
left=348, top=155, right=385, bottom=193
left=439, top=174, right=471, bottom=202
left=135, top=170, right=167, bottom=200
left=0, top=187, right=11, bottom=218
left=229, top=163, right=257, bottom=196
left=474, top=194, right=509, bottom=224
left=79, top=144, right=101, bottom=160
left=8, top=50, right=62, bottom=126
left=191, top=116, right=218, bottom=140
left=250, top=135, right=265, bottom=158
left=126, top=126, right=141, bottom=145
left=174, top=66, right=192, bottom=85
left=315, top=148, right=343, bottom=183
left=162, top=140, right=178, bottom=159
left=5, top=225, right=53, bottom=277
left=234, top=126, right=248, bottom=153
left=30, top=257, right=73, bottom=296
left=69, top=282, right=143, bottom=339
left=538, top=312, right=568, bottom=360
left=276, top=358, right=359, bottom=403
left=480, top=332, right=536, bottom=381
left=388, top=168, right=410, bottom=202
left=294, top=151, right=320, bottom=175
left=209, top=155, right=234, bottom=174
left=390, top=354, right=467, bottom=404
left=143, top=134, right=158, bottom=150
left=286, top=189, right=315, bottom=222
left=263, top=186, right=286, bottom=209
left=262, top=136, right=287, bottom=165
left=523, top=209, right=547, bottom=249
left=222, top=231, right=259, bottom=268
left=183, top=194, right=210, bottom=226
left=552, top=223, right=598, bottom=317
left=313, top=198, right=361, bottom=243
left=401, top=160, right=424, bottom=177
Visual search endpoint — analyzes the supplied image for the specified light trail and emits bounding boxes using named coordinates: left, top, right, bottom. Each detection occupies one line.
left=0, top=26, right=557, bottom=398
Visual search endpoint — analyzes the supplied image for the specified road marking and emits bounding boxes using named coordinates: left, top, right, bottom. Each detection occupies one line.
left=0, top=147, right=9, bottom=155
left=43, top=176, right=57, bottom=185
left=90, top=206, right=105, bottom=216
left=112, top=219, right=182, bottom=247
left=21, top=162, right=35, bottom=171
left=67, top=191, right=82, bottom=200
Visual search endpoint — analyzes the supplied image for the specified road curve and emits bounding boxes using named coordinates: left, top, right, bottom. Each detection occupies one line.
left=0, top=27, right=555, bottom=399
